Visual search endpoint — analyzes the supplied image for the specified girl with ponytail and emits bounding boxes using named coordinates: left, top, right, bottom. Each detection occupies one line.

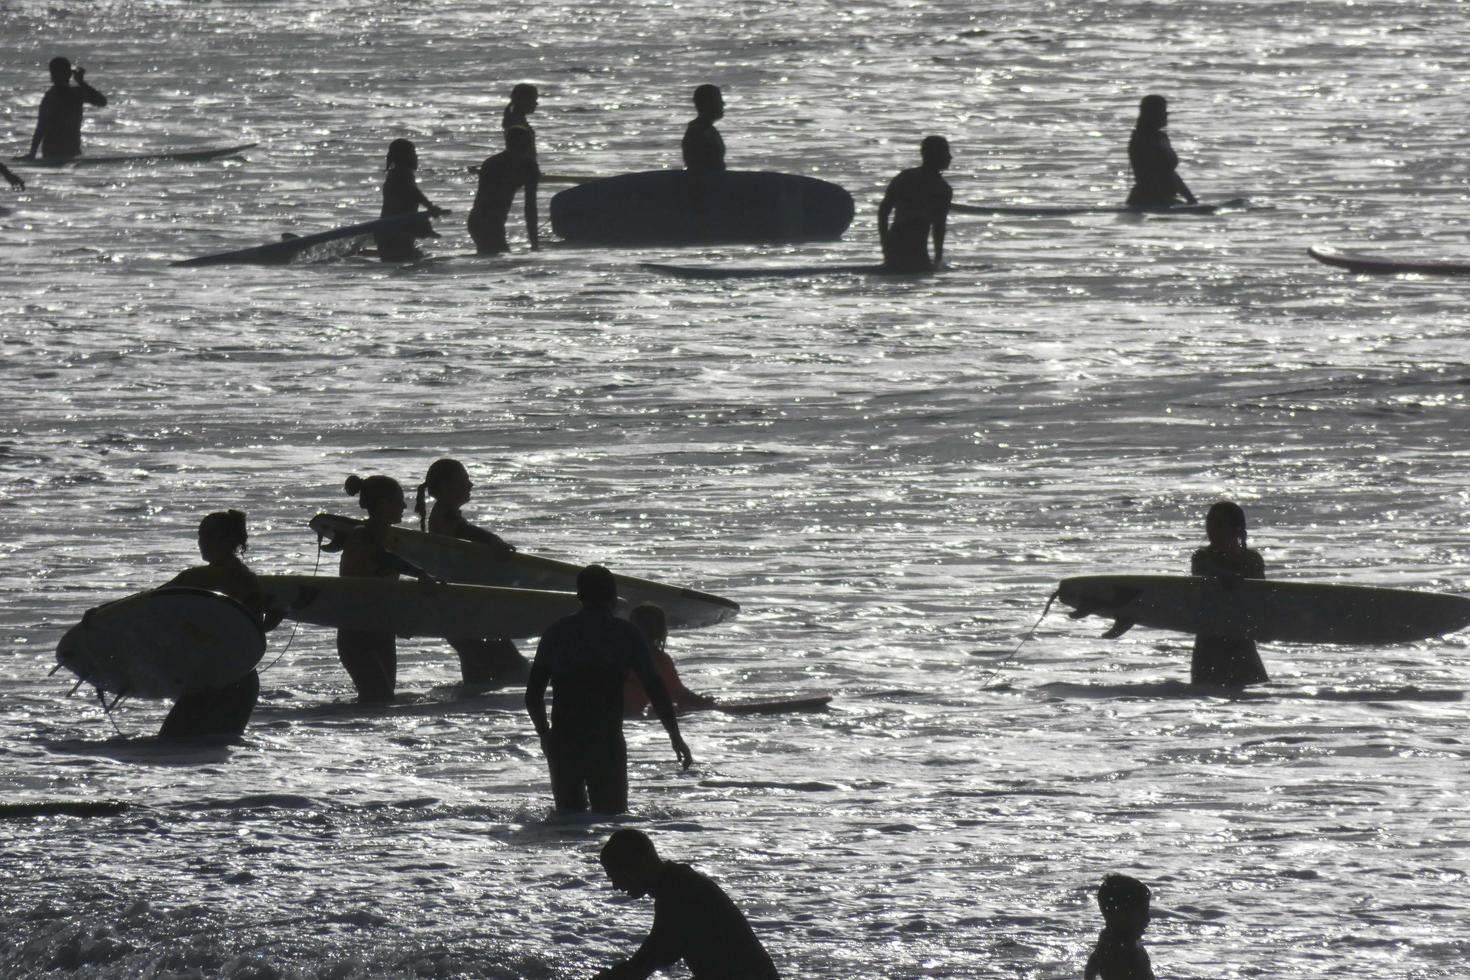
left=1189, top=500, right=1269, bottom=687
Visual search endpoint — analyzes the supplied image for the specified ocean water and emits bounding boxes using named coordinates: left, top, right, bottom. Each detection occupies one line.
left=3, top=1, right=1469, bottom=976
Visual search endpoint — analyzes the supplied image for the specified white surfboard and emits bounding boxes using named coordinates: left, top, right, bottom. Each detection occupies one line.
left=1058, top=575, right=1470, bottom=646
left=307, top=515, right=740, bottom=629
left=256, top=574, right=584, bottom=639
left=56, top=587, right=266, bottom=699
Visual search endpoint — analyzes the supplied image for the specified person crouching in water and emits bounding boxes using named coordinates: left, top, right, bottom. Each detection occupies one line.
left=158, top=510, right=282, bottom=738
left=375, top=138, right=444, bottom=262
left=1084, top=873, right=1155, bottom=980
left=877, top=135, right=952, bottom=274
left=1190, top=500, right=1268, bottom=687
left=624, top=603, right=715, bottom=715
left=468, top=125, right=539, bottom=254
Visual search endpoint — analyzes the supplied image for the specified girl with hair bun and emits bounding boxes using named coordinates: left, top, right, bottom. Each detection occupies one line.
left=338, top=474, right=437, bottom=701
left=374, top=137, right=443, bottom=262
left=1189, top=500, right=1269, bottom=687
left=414, top=458, right=528, bottom=686
left=158, top=510, right=282, bottom=738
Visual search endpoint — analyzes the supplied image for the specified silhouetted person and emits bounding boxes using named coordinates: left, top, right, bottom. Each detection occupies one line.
left=24, top=57, right=106, bottom=161
left=503, top=82, right=539, bottom=142
left=591, top=829, right=780, bottom=980
left=468, top=125, right=539, bottom=254
left=1126, top=94, right=1196, bottom=208
left=682, top=84, right=726, bottom=173
left=1190, top=500, right=1269, bottom=687
left=1084, top=874, right=1155, bottom=980
left=375, top=138, right=443, bottom=262
left=878, top=135, right=952, bottom=273
left=525, top=565, right=692, bottom=815
left=0, top=162, right=22, bottom=191
left=624, top=603, right=714, bottom=715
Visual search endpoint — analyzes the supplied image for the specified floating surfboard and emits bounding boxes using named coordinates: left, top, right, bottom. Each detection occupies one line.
left=953, top=198, right=1244, bottom=217
left=308, top=514, right=740, bottom=629
left=550, top=170, right=854, bottom=245
left=641, top=261, right=893, bottom=280
left=17, top=142, right=258, bottom=168
left=1058, top=575, right=1470, bottom=646
left=680, top=695, right=832, bottom=716
left=256, top=574, right=584, bottom=639
left=1308, top=245, right=1470, bottom=276
left=55, top=587, right=266, bottom=699
left=174, top=210, right=441, bottom=267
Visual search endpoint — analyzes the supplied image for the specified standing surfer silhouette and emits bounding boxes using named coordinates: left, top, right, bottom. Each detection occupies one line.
left=1126, top=95, right=1197, bottom=208
left=878, top=135, right=952, bottom=273
left=1190, top=500, right=1269, bottom=687
left=375, top=138, right=443, bottom=262
left=23, top=57, right=106, bottom=161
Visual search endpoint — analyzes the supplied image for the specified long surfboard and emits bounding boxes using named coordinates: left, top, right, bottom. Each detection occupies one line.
left=680, top=695, right=832, bottom=716
left=551, top=170, right=854, bottom=246
left=641, top=261, right=894, bottom=280
left=256, top=574, right=584, bottom=639
left=953, top=198, right=1244, bottom=217
left=308, top=514, right=739, bottom=629
left=16, top=142, right=258, bottom=168
left=174, top=210, right=440, bottom=267
left=56, top=588, right=266, bottom=699
left=1308, top=245, right=1470, bottom=276
left=1058, top=575, right=1470, bottom=646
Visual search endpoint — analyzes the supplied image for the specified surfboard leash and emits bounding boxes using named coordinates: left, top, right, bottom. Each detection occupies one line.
left=258, top=533, right=323, bottom=675
left=978, top=587, right=1060, bottom=689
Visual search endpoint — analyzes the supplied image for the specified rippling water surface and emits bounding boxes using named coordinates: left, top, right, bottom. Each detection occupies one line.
left=3, top=1, right=1469, bottom=977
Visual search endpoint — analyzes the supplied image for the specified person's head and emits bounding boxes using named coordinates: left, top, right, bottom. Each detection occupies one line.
left=1136, top=94, right=1168, bottom=131
left=510, top=82, right=539, bottom=114
left=414, top=458, right=472, bottom=526
left=197, top=509, right=248, bottom=564
left=693, top=83, right=724, bottom=120
left=576, top=564, right=618, bottom=609
left=629, top=603, right=667, bottom=654
left=920, top=135, right=952, bottom=171
left=599, top=829, right=663, bottom=898
left=1204, top=500, right=1249, bottom=549
left=385, top=138, right=418, bottom=172
left=345, top=474, right=407, bottom=524
left=49, top=57, right=72, bottom=86
left=1096, top=874, right=1151, bottom=938
left=504, top=124, right=535, bottom=157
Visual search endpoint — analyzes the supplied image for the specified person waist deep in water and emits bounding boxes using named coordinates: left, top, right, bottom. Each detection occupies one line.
left=24, top=56, right=106, bottom=161
left=1126, top=94, right=1197, bottom=208
left=878, top=135, right=953, bottom=273
left=623, top=602, right=714, bottom=715
left=157, top=509, right=282, bottom=739
left=1189, top=499, right=1269, bottom=687
left=375, top=138, right=443, bottom=262
left=414, top=457, right=528, bottom=685
left=468, top=125, right=539, bottom=255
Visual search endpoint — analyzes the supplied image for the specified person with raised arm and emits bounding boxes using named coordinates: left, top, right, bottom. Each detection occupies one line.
left=23, top=57, right=107, bottom=161
left=878, top=135, right=953, bottom=273
left=1125, top=94, right=1197, bottom=208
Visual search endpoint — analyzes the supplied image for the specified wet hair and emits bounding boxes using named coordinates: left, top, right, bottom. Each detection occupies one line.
left=385, top=138, right=417, bottom=172
left=629, top=603, right=667, bottom=654
left=199, top=509, right=248, bottom=555
left=1136, top=94, right=1168, bottom=131
left=693, top=83, right=722, bottom=111
left=49, top=57, right=72, bottom=83
left=504, top=124, right=534, bottom=148
left=576, top=564, right=618, bottom=607
left=920, top=135, right=951, bottom=167
left=510, top=82, right=538, bottom=105
left=1097, top=874, right=1150, bottom=917
left=601, top=828, right=658, bottom=867
left=414, top=457, right=468, bottom=530
left=344, top=474, right=403, bottom=512
left=1205, top=500, right=1249, bottom=548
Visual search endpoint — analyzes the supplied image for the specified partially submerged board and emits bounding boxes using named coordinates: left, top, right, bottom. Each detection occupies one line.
left=953, top=199, right=1243, bottom=217
left=1058, top=575, right=1470, bottom=646
left=18, top=142, right=258, bottom=167
left=1308, top=245, right=1470, bottom=276
left=256, top=574, right=584, bottom=639
left=641, top=261, right=894, bottom=280
left=308, top=514, right=740, bottom=629
left=55, top=587, right=265, bottom=699
left=683, top=695, right=833, bottom=716
left=174, top=211, right=437, bottom=267
left=551, top=170, right=854, bottom=245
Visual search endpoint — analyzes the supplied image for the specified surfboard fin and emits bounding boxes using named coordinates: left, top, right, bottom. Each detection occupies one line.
left=1101, top=618, right=1136, bottom=639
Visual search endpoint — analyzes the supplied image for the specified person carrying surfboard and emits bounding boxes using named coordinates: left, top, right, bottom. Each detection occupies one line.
left=1190, top=500, right=1269, bottom=687
left=878, top=135, right=952, bottom=274
left=375, top=138, right=445, bottom=262
left=21, top=57, right=107, bottom=162
left=624, top=603, right=714, bottom=715
left=468, top=126, right=540, bottom=254
left=590, top=829, right=781, bottom=980
left=1084, top=873, right=1156, bottom=980
left=525, top=565, right=693, bottom=814
left=1125, top=94, right=1197, bottom=208
left=502, top=82, right=538, bottom=142
left=157, top=510, right=282, bottom=738
left=414, top=457, right=529, bottom=685
left=338, top=474, right=441, bottom=701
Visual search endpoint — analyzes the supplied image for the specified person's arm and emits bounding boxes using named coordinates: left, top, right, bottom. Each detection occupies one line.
left=877, top=188, right=894, bottom=248
left=932, top=186, right=950, bottom=269
left=74, top=68, right=105, bottom=107
left=525, top=168, right=539, bottom=250
left=0, top=162, right=22, bottom=190
left=524, top=643, right=551, bottom=739
left=26, top=94, right=49, bottom=159
left=374, top=546, right=438, bottom=582
left=1174, top=172, right=1197, bottom=205
left=633, top=644, right=692, bottom=769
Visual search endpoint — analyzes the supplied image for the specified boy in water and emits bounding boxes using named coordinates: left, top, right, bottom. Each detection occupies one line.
left=24, top=57, right=107, bottom=161
left=1084, top=874, right=1156, bottom=980
left=468, top=125, right=539, bottom=254
left=878, top=135, right=953, bottom=273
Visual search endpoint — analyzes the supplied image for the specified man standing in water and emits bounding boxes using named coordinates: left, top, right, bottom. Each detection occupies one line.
left=877, top=135, right=952, bottom=273
left=468, top=124, right=539, bottom=254
left=525, top=565, right=692, bottom=814
left=591, top=829, right=780, bottom=980
left=681, top=84, right=726, bottom=173
left=23, top=57, right=107, bottom=161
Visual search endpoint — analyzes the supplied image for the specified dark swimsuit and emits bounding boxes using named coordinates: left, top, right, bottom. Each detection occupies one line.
left=1190, top=546, right=1269, bottom=686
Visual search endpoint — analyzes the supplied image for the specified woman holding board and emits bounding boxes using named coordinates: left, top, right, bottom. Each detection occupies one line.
left=1190, top=500, right=1269, bottom=687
